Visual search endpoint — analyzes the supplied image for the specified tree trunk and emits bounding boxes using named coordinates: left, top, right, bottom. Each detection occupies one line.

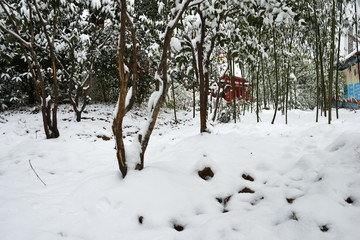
left=212, top=86, right=221, bottom=122
left=313, top=0, right=327, bottom=118
left=241, top=63, right=246, bottom=115
left=112, top=0, right=191, bottom=178
left=33, top=2, right=60, bottom=138
left=315, top=41, right=321, bottom=122
left=256, top=65, right=260, bottom=123
left=261, top=56, right=267, bottom=109
left=285, top=27, right=295, bottom=124
left=171, top=76, right=178, bottom=123
left=271, top=28, right=279, bottom=124
left=198, top=11, right=207, bottom=132
left=320, top=46, right=327, bottom=117
left=251, top=72, right=254, bottom=114
left=335, top=0, right=343, bottom=119
left=113, top=0, right=130, bottom=177
left=193, top=78, right=196, bottom=118
left=229, top=54, right=236, bottom=123
left=328, top=0, right=336, bottom=124
left=313, top=0, right=320, bottom=122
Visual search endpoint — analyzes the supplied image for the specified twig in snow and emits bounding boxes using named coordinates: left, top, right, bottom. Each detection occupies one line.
left=35, top=130, right=40, bottom=139
left=29, top=160, right=46, bottom=187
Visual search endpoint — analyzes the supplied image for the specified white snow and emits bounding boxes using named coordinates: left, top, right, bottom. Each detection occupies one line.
left=290, top=73, right=296, bottom=80
left=170, top=37, right=182, bottom=52
left=0, top=105, right=360, bottom=240
left=95, top=129, right=112, bottom=138
left=45, top=95, right=51, bottom=106
left=147, top=74, right=163, bottom=113
left=125, top=87, right=133, bottom=109
left=90, top=0, right=101, bottom=9
left=79, top=34, right=90, bottom=44
left=158, top=2, right=164, bottom=14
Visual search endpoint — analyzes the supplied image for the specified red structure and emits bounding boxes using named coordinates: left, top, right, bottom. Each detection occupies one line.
left=212, top=75, right=251, bottom=104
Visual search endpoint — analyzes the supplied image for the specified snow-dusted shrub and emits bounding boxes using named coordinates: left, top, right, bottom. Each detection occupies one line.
left=166, top=82, right=199, bottom=111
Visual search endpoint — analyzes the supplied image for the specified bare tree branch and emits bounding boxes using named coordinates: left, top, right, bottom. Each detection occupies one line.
left=29, top=160, right=47, bottom=187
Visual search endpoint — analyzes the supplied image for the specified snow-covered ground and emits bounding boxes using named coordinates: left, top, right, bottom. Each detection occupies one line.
left=0, top=105, right=359, bottom=240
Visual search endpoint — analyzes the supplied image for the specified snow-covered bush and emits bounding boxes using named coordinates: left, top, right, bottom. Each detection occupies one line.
left=166, top=82, right=199, bottom=111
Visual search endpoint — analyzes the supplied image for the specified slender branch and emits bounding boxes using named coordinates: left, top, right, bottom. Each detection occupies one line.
left=29, top=160, right=47, bottom=187
left=124, top=11, right=137, bottom=113
left=0, top=1, right=31, bottom=48
left=189, top=0, right=205, bottom=8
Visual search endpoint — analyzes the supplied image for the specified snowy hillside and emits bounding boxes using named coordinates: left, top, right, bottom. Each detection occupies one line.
left=0, top=105, right=359, bottom=240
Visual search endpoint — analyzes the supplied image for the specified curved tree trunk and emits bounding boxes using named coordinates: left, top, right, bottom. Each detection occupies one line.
left=112, top=0, right=191, bottom=178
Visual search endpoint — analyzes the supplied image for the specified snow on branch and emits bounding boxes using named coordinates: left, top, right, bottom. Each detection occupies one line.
left=0, top=23, right=31, bottom=48
left=147, top=73, right=163, bottom=113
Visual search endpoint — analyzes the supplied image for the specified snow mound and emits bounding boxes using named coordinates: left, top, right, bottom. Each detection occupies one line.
left=0, top=106, right=359, bottom=240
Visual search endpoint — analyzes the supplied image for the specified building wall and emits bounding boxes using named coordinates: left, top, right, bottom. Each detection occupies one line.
left=340, top=2, right=360, bottom=57
left=342, top=63, right=360, bottom=101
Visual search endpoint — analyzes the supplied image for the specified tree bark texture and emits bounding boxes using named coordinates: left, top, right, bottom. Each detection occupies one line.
left=271, top=28, right=279, bottom=125
left=328, top=0, right=336, bottom=124
left=0, top=0, right=61, bottom=138
left=112, top=0, right=191, bottom=177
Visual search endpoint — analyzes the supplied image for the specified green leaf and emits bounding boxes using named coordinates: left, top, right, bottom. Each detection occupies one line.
left=5, top=36, right=13, bottom=44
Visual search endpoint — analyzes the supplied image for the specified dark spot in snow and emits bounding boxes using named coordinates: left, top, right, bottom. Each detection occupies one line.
left=98, top=117, right=110, bottom=123
left=224, top=195, right=232, bottom=205
left=173, top=223, right=184, bottom=232
left=97, top=135, right=111, bottom=141
left=290, top=211, right=298, bottom=221
left=138, top=216, right=144, bottom=224
left=57, top=232, right=65, bottom=237
left=216, top=195, right=232, bottom=207
left=345, top=197, right=354, bottom=204
left=82, top=117, right=95, bottom=121
left=330, top=142, right=346, bottom=152
left=320, top=225, right=329, bottom=232
left=223, top=209, right=229, bottom=213
left=251, top=196, right=265, bottom=205
left=126, top=131, right=139, bottom=136
left=239, top=187, right=255, bottom=194
left=135, top=164, right=143, bottom=170
left=286, top=198, right=294, bottom=204
left=242, top=173, right=254, bottom=182
left=48, top=172, right=55, bottom=175
left=198, top=167, right=214, bottom=180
